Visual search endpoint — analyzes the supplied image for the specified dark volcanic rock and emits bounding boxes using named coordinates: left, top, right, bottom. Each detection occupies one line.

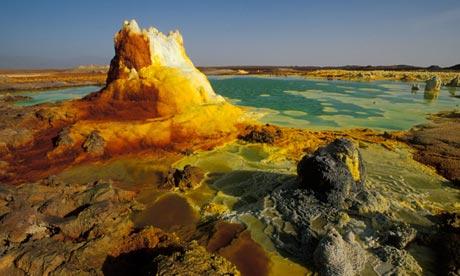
left=162, top=165, right=205, bottom=191
left=379, top=222, right=416, bottom=249
left=373, top=246, right=422, bottom=275
left=267, top=186, right=323, bottom=259
left=244, top=139, right=423, bottom=275
left=439, top=232, right=460, bottom=275
left=82, top=130, right=105, bottom=155
left=297, top=138, right=365, bottom=207
left=428, top=212, right=460, bottom=275
left=259, top=140, right=368, bottom=263
left=438, top=212, right=460, bottom=230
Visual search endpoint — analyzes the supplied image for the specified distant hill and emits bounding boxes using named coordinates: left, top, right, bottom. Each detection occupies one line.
left=200, top=64, right=460, bottom=74
left=448, top=64, right=460, bottom=70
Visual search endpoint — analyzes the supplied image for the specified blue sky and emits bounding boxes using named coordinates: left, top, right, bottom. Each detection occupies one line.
left=0, top=0, right=459, bottom=68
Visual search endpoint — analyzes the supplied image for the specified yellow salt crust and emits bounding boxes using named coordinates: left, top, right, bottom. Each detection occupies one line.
left=60, top=102, right=242, bottom=148
left=342, top=151, right=361, bottom=182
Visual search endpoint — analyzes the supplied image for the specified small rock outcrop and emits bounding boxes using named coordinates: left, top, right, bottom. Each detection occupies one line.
left=378, top=222, right=416, bottom=249
left=154, top=240, right=240, bottom=275
left=425, top=76, right=442, bottom=91
left=297, top=138, right=365, bottom=207
left=238, top=124, right=282, bottom=144
left=82, top=130, right=105, bottom=155
left=373, top=246, right=422, bottom=275
left=313, top=229, right=367, bottom=276
left=54, top=127, right=73, bottom=147
left=162, top=165, right=205, bottom=191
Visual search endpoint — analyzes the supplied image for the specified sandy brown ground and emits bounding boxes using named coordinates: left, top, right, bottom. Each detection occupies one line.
left=200, top=66, right=460, bottom=83
left=1, top=65, right=459, bottom=93
left=400, top=111, right=460, bottom=186
left=0, top=66, right=107, bottom=92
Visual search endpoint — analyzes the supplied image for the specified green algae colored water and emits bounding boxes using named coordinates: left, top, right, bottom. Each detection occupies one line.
left=14, top=85, right=101, bottom=106
left=13, top=77, right=459, bottom=131
left=210, top=76, right=460, bottom=130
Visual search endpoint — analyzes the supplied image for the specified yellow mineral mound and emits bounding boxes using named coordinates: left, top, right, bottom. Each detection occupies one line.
left=81, top=19, right=234, bottom=119
left=50, top=20, right=245, bottom=156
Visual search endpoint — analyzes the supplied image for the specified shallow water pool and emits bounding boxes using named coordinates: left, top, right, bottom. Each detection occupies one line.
left=210, top=76, right=460, bottom=130
left=14, top=85, right=101, bottom=106
left=12, top=77, right=459, bottom=131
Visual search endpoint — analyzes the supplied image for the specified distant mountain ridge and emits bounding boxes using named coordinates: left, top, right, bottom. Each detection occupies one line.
left=199, top=64, right=460, bottom=72
left=1, top=63, right=459, bottom=72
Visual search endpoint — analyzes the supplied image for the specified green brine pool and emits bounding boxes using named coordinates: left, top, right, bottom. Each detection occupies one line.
left=12, top=76, right=460, bottom=130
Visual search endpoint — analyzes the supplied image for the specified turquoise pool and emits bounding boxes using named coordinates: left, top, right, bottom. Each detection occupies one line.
left=210, top=76, right=460, bottom=130
left=12, top=77, right=460, bottom=130
left=14, top=85, right=101, bottom=106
